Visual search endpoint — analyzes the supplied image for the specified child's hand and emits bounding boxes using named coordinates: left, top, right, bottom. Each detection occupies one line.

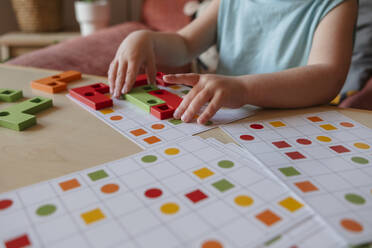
left=108, top=30, right=157, bottom=98
left=163, top=73, right=247, bottom=124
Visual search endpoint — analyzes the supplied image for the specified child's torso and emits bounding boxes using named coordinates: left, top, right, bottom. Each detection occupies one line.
left=216, top=0, right=346, bottom=75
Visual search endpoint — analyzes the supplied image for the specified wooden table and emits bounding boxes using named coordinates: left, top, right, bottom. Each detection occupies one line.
left=1, top=64, right=372, bottom=194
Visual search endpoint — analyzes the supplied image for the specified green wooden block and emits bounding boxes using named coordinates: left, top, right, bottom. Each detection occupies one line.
left=0, top=88, right=23, bottom=102
left=130, top=84, right=159, bottom=93
left=124, top=91, right=165, bottom=112
left=0, top=96, right=53, bottom=131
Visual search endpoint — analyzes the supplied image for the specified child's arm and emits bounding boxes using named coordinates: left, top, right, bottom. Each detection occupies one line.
left=108, top=0, right=220, bottom=98
left=165, top=0, right=358, bottom=124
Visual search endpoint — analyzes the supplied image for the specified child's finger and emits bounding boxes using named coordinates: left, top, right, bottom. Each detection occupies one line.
left=181, top=89, right=212, bottom=123
left=123, top=61, right=141, bottom=94
left=146, top=55, right=157, bottom=85
left=198, top=92, right=223, bottom=125
left=108, top=60, right=118, bottom=94
left=114, top=61, right=127, bottom=98
left=174, top=86, right=200, bottom=119
left=163, top=73, right=200, bottom=86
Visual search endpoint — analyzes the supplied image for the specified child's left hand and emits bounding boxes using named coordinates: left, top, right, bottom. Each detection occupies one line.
left=163, top=73, right=247, bottom=125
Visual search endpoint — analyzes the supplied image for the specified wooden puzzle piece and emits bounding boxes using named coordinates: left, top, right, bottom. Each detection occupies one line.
left=121, top=73, right=183, bottom=119
left=31, top=70, right=82, bottom=94
left=69, top=83, right=113, bottom=110
left=0, top=88, right=22, bottom=102
left=148, top=89, right=182, bottom=110
left=124, top=91, right=165, bottom=112
left=0, top=96, right=53, bottom=131
left=150, top=103, right=175, bottom=119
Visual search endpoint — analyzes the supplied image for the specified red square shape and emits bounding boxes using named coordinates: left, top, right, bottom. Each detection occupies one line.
left=185, top=189, right=208, bottom=203
left=272, top=141, right=291, bottom=149
left=330, top=145, right=350, bottom=154
left=5, top=234, right=31, bottom=248
left=285, top=151, right=306, bottom=160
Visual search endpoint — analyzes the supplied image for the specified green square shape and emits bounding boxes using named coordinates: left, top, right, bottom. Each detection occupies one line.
left=88, top=169, right=108, bottom=181
left=124, top=92, right=165, bottom=112
left=212, top=179, right=235, bottom=192
left=168, top=119, right=182, bottom=125
left=0, top=88, right=23, bottom=102
left=279, top=167, right=300, bottom=177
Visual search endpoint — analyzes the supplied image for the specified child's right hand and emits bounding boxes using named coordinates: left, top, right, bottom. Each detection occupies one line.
left=108, top=30, right=157, bottom=98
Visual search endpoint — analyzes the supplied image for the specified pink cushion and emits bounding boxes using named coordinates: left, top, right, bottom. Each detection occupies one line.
left=142, top=0, right=194, bottom=32
left=340, top=77, right=372, bottom=110
left=7, top=22, right=149, bottom=76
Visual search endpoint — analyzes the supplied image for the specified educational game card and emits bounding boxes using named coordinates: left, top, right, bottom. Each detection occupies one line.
left=222, top=111, right=372, bottom=245
left=67, top=84, right=257, bottom=148
left=0, top=137, right=313, bottom=248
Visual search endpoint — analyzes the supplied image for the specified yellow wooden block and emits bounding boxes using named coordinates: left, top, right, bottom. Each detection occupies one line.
left=193, top=167, right=214, bottom=179
left=269, top=121, right=286, bottom=128
left=320, top=124, right=337, bottom=131
left=81, top=208, right=105, bottom=224
left=279, top=197, right=304, bottom=212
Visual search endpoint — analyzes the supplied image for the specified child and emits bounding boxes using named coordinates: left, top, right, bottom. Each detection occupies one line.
left=108, top=0, right=358, bottom=125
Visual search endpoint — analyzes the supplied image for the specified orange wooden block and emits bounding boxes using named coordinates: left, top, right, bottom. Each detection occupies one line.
left=31, top=70, right=82, bottom=94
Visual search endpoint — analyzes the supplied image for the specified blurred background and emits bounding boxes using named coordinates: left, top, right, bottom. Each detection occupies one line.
left=0, top=0, right=142, bottom=35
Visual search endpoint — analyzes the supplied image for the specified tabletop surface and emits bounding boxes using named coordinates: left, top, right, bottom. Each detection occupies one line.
left=1, top=64, right=371, bottom=193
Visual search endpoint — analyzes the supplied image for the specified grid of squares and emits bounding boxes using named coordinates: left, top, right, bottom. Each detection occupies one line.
left=0, top=137, right=311, bottom=248
left=67, top=85, right=256, bottom=148
left=222, top=111, right=372, bottom=245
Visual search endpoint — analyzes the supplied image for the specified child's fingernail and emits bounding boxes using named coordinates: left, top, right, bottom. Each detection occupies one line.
left=181, top=113, right=189, bottom=122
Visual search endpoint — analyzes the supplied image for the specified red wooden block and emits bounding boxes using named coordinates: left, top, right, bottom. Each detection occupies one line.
left=155, top=72, right=171, bottom=86
left=133, top=74, right=149, bottom=88
left=150, top=103, right=175, bottom=120
left=69, top=83, right=113, bottom=110
left=148, top=89, right=182, bottom=110
left=5, top=234, right=31, bottom=248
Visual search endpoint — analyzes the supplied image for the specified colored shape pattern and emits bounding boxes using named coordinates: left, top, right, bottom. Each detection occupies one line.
left=256, top=210, right=281, bottom=226
left=88, top=170, right=108, bottom=181
left=81, top=208, right=105, bottom=225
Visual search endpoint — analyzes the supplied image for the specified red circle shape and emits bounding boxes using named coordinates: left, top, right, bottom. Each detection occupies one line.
left=0, top=199, right=13, bottom=210
left=296, top=138, right=312, bottom=145
left=144, top=188, right=162, bottom=198
left=250, top=124, right=264, bottom=129
left=240, top=135, right=255, bottom=141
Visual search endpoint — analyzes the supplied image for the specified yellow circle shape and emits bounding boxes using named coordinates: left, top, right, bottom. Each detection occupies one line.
left=234, top=195, right=254, bottom=207
left=164, top=148, right=180, bottom=155
left=160, top=202, right=180, bottom=214
left=316, top=136, right=332, bottom=142
left=354, top=142, right=370, bottom=150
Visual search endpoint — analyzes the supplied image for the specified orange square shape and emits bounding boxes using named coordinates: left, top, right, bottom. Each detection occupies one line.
left=130, top=128, right=147, bottom=137
left=59, top=178, right=81, bottom=191
left=144, top=136, right=161, bottom=144
left=256, top=209, right=282, bottom=226
left=295, top=181, right=319, bottom=193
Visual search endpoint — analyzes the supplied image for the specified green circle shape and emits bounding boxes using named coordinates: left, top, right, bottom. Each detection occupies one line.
left=345, top=193, right=366, bottom=205
left=218, top=160, right=234, bottom=169
left=141, top=155, right=157, bottom=163
left=351, top=157, right=369, bottom=165
left=36, top=204, right=57, bottom=216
